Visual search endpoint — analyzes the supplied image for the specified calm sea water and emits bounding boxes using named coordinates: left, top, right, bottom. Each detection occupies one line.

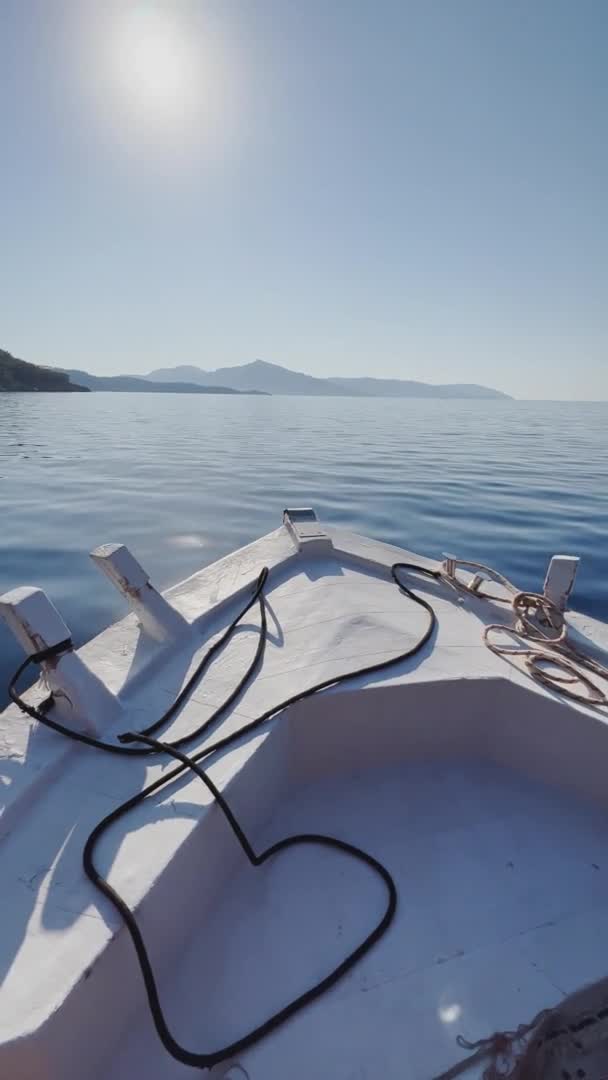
left=1, top=392, right=607, bottom=700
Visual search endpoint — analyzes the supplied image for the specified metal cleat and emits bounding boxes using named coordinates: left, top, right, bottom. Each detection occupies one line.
left=283, top=508, right=333, bottom=555
left=441, top=552, right=458, bottom=580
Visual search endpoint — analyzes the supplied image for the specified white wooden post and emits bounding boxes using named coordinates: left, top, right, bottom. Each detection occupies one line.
left=544, top=555, right=579, bottom=612
left=90, top=543, right=188, bottom=642
left=0, top=586, right=121, bottom=735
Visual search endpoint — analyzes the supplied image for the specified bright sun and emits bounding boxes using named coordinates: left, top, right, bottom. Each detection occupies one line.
left=112, top=6, right=198, bottom=120
left=82, top=2, right=236, bottom=167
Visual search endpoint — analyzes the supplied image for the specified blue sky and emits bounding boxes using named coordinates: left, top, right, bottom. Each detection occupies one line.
left=1, top=0, right=606, bottom=399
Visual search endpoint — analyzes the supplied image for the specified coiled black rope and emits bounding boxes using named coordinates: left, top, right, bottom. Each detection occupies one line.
left=8, top=560, right=438, bottom=1071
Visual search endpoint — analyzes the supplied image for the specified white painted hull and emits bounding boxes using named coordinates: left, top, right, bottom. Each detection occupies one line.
left=1, top=515, right=608, bottom=1079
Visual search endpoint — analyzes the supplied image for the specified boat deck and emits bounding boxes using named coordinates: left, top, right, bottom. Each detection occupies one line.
left=1, top=520, right=608, bottom=1078
left=110, top=754, right=608, bottom=1080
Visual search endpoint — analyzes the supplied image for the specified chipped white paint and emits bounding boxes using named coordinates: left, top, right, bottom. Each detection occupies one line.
left=0, top=515, right=607, bottom=1080
left=544, top=553, right=579, bottom=611
left=90, top=543, right=188, bottom=642
left=0, top=585, right=120, bottom=736
left=0, top=585, right=71, bottom=658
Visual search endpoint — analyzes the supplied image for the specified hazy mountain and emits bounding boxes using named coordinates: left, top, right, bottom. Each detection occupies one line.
left=327, top=376, right=511, bottom=399
left=60, top=369, right=265, bottom=395
left=1, top=349, right=88, bottom=392
left=145, top=359, right=511, bottom=399
left=147, top=359, right=346, bottom=396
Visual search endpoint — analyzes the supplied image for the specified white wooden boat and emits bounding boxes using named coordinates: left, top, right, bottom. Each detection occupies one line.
left=1, top=509, right=608, bottom=1080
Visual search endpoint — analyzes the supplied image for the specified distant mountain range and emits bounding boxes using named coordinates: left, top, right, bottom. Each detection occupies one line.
left=1, top=347, right=511, bottom=400
left=146, top=359, right=511, bottom=399
left=59, top=369, right=266, bottom=395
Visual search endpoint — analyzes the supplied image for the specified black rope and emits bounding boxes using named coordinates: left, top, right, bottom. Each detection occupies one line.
left=8, top=560, right=438, bottom=1071
left=85, top=731, right=398, bottom=1069
left=9, top=567, right=270, bottom=757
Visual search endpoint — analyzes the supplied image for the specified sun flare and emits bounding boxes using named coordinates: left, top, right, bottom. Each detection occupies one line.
left=78, top=1, right=240, bottom=168
left=111, top=6, right=199, bottom=120
left=76, top=2, right=240, bottom=169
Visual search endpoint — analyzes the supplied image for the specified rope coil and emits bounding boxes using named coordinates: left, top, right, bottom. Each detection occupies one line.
left=441, top=559, right=608, bottom=707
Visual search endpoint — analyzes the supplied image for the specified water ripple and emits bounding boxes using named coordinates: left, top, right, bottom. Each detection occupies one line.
left=1, top=393, right=607, bottom=697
